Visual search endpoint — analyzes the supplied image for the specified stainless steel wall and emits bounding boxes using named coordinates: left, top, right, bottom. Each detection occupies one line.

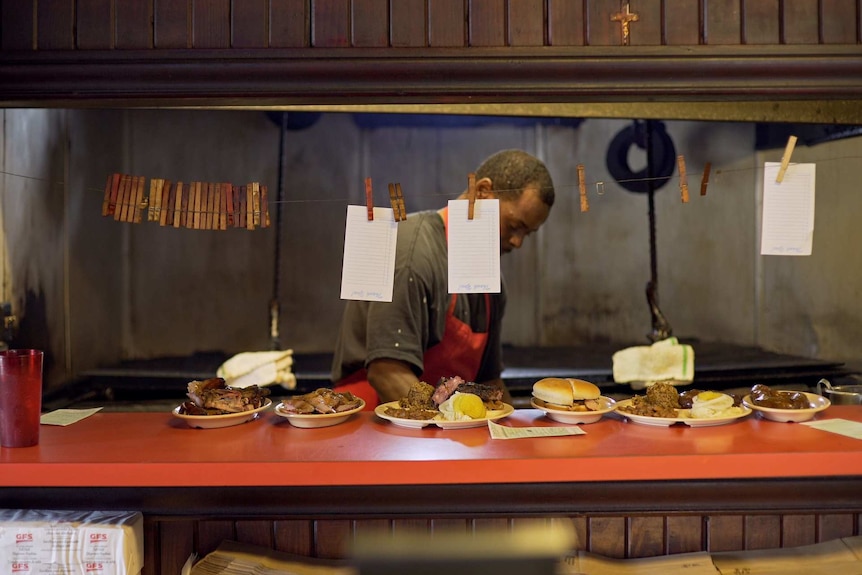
left=2, top=108, right=860, bottom=390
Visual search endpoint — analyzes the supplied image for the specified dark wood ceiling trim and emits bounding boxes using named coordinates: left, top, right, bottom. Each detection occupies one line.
left=1, top=47, right=860, bottom=107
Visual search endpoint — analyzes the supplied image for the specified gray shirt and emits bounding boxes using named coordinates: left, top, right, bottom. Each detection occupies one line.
left=331, top=209, right=505, bottom=383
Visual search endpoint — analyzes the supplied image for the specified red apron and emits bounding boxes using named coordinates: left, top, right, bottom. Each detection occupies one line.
left=334, top=208, right=490, bottom=410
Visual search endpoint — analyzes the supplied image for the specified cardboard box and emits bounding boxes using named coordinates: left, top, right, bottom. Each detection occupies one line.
left=0, top=510, right=143, bottom=575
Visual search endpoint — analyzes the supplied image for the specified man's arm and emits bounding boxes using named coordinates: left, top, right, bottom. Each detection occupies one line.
left=367, top=358, right=420, bottom=403
left=480, top=377, right=513, bottom=405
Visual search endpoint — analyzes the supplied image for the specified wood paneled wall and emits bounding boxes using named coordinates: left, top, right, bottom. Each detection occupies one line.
left=1, top=0, right=860, bottom=106
left=1, top=0, right=860, bottom=50
left=143, top=512, right=862, bottom=575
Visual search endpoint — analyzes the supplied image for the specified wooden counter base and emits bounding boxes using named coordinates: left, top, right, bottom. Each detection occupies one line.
left=2, top=407, right=861, bottom=574
left=2, top=477, right=861, bottom=516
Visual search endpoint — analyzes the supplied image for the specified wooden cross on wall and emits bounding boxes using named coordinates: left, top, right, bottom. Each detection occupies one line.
left=611, top=2, right=639, bottom=46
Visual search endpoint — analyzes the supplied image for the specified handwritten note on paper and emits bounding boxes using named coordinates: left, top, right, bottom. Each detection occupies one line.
left=761, top=161, right=816, bottom=256
left=447, top=199, right=501, bottom=294
left=340, top=205, right=398, bottom=302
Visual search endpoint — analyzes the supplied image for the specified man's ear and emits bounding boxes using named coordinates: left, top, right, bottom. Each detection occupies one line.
left=475, top=177, right=495, bottom=199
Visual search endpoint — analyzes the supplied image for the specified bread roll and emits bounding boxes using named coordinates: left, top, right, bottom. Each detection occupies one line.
left=532, top=378, right=576, bottom=406
left=568, top=378, right=601, bottom=400
left=532, top=377, right=600, bottom=406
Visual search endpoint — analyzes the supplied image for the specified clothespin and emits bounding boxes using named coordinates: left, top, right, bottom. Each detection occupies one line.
left=160, top=180, right=173, bottom=226
left=251, top=182, right=261, bottom=228
left=225, top=184, right=234, bottom=228
left=776, top=135, right=798, bottom=183
left=175, top=182, right=186, bottom=227
left=395, top=183, right=406, bottom=221
left=577, top=165, right=588, bottom=212
left=114, top=175, right=128, bottom=222
left=365, top=177, right=374, bottom=221
left=204, top=183, right=213, bottom=230
left=467, top=173, right=477, bottom=220
left=238, top=185, right=247, bottom=229
left=677, top=155, right=689, bottom=203
left=700, top=162, right=711, bottom=196
left=388, top=183, right=407, bottom=222
left=147, top=179, right=159, bottom=222
left=132, top=176, right=146, bottom=223
left=387, top=183, right=398, bottom=220
left=102, top=173, right=120, bottom=217
left=246, top=183, right=255, bottom=230
left=260, top=184, right=270, bottom=228
left=190, top=182, right=200, bottom=229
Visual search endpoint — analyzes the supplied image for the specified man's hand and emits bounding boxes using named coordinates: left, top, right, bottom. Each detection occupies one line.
left=367, top=358, right=419, bottom=403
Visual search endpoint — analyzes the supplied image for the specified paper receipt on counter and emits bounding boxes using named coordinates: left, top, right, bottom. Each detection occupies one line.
left=801, top=418, right=862, bottom=440
left=488, top=419, right=586, bottom=439
left=40, top=407, right=103, bottom=426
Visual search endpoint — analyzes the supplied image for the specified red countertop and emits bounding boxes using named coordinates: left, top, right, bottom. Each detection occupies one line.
left=2, top=406, right=862, bottom=488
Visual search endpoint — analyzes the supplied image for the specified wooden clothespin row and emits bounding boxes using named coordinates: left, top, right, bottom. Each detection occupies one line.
left=388, top=183, right=407, bottom=222
left=101, top=174, right=268, bottom=230
left=677, top=155, right=689, bottom=203
left=577, top=164, right=588, bottom=212
left=467, top=173, right=477, bottom=220
left=776, top=135, right=798, bottom=183
left=700, top=162, right=711, bottom=196
left=364, top=177, right=374, bottom=221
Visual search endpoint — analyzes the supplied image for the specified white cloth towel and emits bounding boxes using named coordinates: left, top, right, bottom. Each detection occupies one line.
left=612, top=337, right=695, bottom=390
left=217, top=350, right=296, bottom=390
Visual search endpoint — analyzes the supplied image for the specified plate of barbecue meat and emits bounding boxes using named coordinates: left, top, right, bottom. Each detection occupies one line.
left=615, top=382, right=750, bottom=427
left=274, top=388, right=365, bottom=428
left=374, top=376, right=515, bottom=429
left=174, top=377, right=273, bottom=429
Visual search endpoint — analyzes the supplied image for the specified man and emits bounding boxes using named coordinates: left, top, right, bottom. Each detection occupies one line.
left=331, top=149, right=555, bottom=409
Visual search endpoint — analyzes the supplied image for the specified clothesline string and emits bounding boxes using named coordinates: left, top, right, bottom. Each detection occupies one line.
left=0, top=154, right=857, bottom=206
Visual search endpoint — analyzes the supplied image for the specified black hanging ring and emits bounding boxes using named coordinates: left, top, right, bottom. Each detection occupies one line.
left=605, top=121, right=677, bottom=194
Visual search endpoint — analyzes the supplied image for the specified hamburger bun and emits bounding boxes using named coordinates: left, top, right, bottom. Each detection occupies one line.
left=532, top=377, right=600, bottom=407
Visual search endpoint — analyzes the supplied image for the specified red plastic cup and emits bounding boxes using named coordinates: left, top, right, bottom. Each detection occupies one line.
left=0, top=349, right=44, bottom=448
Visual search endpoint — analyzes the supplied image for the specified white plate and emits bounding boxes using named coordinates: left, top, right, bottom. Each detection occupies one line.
left=615, top=399, right=751, bottom=427
left=743, top=391, right=830, bottom=423
left=172, top=399, right=272, bottom=429
left=273, top=398, right=366, bottom=428
left=374, top=401, right=515, bottom=429
left=531, top=396, right=617, bottom=424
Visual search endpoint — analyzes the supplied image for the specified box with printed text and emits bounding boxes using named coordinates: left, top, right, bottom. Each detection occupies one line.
left=0, top=510, right=143, bottom=575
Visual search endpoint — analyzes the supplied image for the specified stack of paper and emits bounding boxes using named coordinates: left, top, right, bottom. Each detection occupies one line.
left=187, top=540, right=355, bottom=575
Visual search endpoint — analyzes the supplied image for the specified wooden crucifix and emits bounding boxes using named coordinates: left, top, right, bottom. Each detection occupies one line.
left=611, top=3, right=639, bottom=46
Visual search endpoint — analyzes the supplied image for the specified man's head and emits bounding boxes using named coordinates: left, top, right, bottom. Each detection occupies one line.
left=470, top=149, right=555, bottom=254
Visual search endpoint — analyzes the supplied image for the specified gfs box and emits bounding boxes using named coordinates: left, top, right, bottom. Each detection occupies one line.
left=0, top=510, right=143, bottom=575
